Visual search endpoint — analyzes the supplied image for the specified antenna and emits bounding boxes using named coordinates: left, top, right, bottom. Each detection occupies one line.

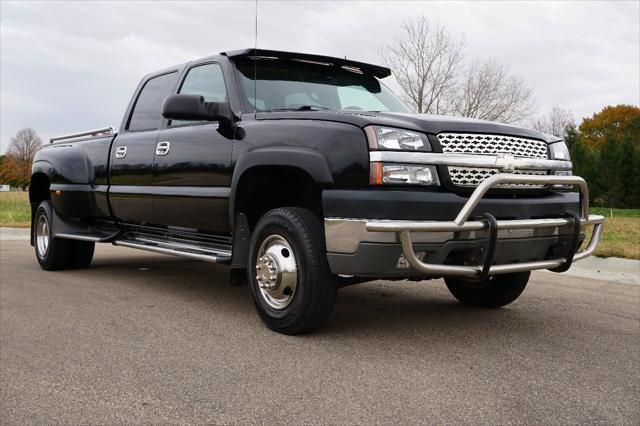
left=254, top=0, right=258, bottom=117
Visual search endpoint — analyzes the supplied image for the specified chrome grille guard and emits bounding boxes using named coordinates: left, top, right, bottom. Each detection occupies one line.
left=365, top=174, right=605, bottom=278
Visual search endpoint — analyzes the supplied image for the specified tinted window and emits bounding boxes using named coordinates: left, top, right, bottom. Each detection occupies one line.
left=179, top=63, right=227, bottom=102
left=172, top=64, right=228, bottom=126
left=128, top=72, right=177, bottom=131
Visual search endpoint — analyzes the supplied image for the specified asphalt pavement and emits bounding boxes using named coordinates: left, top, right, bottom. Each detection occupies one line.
left=1, top=239, right=639, bottom=424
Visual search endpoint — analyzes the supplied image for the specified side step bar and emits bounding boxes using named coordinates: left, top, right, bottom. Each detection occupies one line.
left=52, top=211, right=121, bottom=242
left=52, top=217, right=232, bottom=265
left=113, top=239, right=232, bottom=264
left=55, top=230, right=121, bottom=243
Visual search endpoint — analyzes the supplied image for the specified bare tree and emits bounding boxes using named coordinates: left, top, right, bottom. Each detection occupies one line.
left=452, top=59, right=536, bottom=124
left=530, top=106, right=575, bottom=138
left=8, top=127, right=42, bottom=163
left=380, top=17, right=464, bottom=114
left=380, top=17, right=536, bottom=123
left=0, top=128, right=42, bottom=189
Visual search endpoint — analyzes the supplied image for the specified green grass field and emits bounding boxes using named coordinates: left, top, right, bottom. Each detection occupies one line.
left=585, top=208, right=639, bottom=259
left=0, top=192, right=31, bottom=228
left=1, top=191, right=638, bottom=259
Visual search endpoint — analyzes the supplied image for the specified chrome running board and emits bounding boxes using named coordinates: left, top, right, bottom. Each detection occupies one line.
left=55, top=230, right=121, bottom=242
left=113, top=239, right=232, bottom=264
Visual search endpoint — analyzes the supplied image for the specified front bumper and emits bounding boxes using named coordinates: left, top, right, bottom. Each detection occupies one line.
left=324, top=174, right=604, bottom=279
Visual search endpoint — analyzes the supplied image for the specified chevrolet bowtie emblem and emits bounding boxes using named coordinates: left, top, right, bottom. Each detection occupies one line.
left=495, top=153, right=517, bottom=172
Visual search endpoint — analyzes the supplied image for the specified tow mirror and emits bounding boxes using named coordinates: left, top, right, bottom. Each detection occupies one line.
left=162, top=94, right=233, bottom=123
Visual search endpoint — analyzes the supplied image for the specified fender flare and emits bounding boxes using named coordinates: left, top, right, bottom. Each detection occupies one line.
left=31, top=144, right=93, bottom=184
left=229, top=146, right=334, bottom=227
left=31, top=160, right=56, bottom=181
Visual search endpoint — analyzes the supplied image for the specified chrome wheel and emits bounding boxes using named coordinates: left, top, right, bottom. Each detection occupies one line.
left=36, top=214, right=50, bottom=258
left=255, top=234, right=298, bottom=310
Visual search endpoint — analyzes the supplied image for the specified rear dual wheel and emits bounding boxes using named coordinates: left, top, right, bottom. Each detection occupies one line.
left=34, top=201, right=95, bottom=271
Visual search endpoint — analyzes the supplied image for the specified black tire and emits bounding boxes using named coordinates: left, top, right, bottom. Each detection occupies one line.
left=68, top=241, right=95, bottom=269
left=34, top=201, right=95, bottom=271
left=248, top=207, right=336, bottom=335
left=444, top=271, right=530, bottom=308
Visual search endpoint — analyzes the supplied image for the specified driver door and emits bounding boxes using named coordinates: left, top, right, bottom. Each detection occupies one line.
left=153, top=62, right=234, bottom=232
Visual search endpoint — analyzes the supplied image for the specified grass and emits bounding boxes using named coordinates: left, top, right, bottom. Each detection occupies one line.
left=585, top=215, right=639, bottom=259
left=0, top=192, right=30, bottom=228
left=585, top=207, right=639, bottom=259
left=0, top=190, right=638, bottom=259
left=590, top=207, right=640, bottom=218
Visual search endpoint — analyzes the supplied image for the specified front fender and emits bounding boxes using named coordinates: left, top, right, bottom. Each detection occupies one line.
left=229, top=146, right=334, bottom=226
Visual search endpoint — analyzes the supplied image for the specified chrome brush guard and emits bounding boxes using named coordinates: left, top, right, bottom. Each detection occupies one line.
left=365, top=174, right=605, bottom=278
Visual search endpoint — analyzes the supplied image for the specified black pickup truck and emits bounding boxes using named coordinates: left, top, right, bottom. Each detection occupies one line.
left=30, top=49, right=604, bottom=334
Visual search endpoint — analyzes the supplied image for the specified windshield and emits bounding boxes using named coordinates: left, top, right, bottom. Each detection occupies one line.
left=234, top=57, right=410, bottom=113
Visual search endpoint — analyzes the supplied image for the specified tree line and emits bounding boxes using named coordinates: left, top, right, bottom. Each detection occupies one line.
left=562, top=105, right=639, bottom=208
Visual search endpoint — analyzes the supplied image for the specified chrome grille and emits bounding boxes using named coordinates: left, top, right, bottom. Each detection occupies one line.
left=449, top=167, right=548, bottom=188
left=438, top=132, right=550, bottom=188
left=438, top=133, right=549, bottom=159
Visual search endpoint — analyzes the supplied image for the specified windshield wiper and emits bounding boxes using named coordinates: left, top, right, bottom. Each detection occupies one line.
left=264, top=105, right=332, bottom=112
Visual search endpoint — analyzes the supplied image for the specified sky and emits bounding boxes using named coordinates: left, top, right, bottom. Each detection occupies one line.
left=1, top=0, right=638, bottom=153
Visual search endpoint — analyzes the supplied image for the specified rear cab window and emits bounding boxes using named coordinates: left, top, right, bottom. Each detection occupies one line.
left=127, top=72, right=178, bottom=131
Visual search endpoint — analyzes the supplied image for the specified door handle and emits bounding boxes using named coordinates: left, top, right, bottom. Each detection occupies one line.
left=115, top=146, right=127, bottom=159
left=156, top=141, right=171, bottom=156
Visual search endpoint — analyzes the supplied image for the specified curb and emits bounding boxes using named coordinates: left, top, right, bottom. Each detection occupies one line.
left=540, top=256, right=639, bottom=286
left=0, top=227, right=30, bottom=241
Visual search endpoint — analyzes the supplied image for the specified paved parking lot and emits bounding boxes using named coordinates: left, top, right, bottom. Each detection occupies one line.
left=1, top=239, right=639, bottom=424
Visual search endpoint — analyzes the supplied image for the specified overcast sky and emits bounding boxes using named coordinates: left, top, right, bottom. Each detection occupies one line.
left=1, top=0, right=638, bottom=153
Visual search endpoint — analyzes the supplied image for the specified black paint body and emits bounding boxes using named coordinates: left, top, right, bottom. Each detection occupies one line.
left=31, top=50, right=566, bottom=239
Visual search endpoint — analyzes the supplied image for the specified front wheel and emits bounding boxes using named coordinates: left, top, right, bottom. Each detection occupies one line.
left=444, top=272, right=530, bottom=308
left=248, top=207, right=336, bottom=335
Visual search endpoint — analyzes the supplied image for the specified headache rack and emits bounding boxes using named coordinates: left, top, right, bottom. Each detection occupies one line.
left=50, top=126, right=116, bottom=144
left=365, top=173, right=605, bottom=279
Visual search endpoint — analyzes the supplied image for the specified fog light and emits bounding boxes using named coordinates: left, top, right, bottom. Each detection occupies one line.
left=397, top=252, right=425, bottom=268
left=553, top=170, right=573, bottom=189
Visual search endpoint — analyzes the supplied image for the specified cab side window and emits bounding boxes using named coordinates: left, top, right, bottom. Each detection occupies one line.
left=180, top=63, right=227, bottom=101
left=171, top=63, right=228, bottom=126
left=127, top=72, right=178, bottom=131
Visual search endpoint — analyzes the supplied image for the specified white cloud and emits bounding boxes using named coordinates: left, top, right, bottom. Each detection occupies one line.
left=1, top=0, right=638, bottom=151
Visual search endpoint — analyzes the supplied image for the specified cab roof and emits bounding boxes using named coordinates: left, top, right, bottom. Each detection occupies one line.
left=222, top=48, right=392, bottom=79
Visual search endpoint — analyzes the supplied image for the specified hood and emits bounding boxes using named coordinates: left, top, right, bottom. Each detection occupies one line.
left=255, top=111, right=560, bottom=143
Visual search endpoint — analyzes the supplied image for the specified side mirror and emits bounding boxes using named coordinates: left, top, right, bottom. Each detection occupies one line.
left=162, top=94, right=233, bottom=123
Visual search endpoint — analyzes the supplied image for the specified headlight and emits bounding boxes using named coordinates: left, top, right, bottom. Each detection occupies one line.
left=549, top=141, right=572, bottom=189
left=549, top=141, right=571, bottom=161
left=365, top=126, right=431, bottom=152
left=370, top=163, right=439, bottom=186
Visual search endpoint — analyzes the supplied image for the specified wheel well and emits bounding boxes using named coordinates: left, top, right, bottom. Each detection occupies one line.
left=27, top=173, right=50, bottom=245
left=234, top=166, right=323, bottom=230
left=29, top=172, right=50, bottom=217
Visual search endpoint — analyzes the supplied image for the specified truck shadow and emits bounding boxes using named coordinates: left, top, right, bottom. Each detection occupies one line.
left=87, top=250, right=540, bottom=341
